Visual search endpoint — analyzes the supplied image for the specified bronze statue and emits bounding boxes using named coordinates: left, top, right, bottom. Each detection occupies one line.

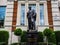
left=27, top=7, right=36, bottom=30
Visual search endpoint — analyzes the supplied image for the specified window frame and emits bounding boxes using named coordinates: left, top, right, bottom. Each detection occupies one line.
left=39, top=4, right=45, bottom=25
left=20, top=4, right=25, bottom=26
left=0, top=6, right=6, bottom=28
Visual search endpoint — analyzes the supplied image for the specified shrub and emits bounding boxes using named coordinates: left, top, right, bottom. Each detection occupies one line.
left=37, top=32, right=43, bottom=42
left=0, top=30, right=9, bottom=45
left=43, top=28, right=53, bottom=37
left=54, top=31, right=60, bottom=42
left=43, top=28, right=56, bottom=43
left=14, top=28, right=23, bottom=45
left=21, top=31, right=27, bottom=42
left=14, top=28, right=22, bottom=36
left=48, top=33, right=56, bottom=43
left=54, top=31, right=60, bottom=45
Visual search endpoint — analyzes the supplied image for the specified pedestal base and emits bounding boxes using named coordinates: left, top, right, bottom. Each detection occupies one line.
left=26, top=30, right=38, bottom=45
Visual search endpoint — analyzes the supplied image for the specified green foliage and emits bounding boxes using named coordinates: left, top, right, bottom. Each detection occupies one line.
left=48, top=33, right=56, bottom=43
left=0, top=31, right=9, bottom=45
left=43, top=28, right=56, bottom=43
left=54, top=31, right=60, bottom=45
left=54, top=31, right=60, bottom=42
left=43, top=28, right=53, bottom=37
left=37, top=32, right=43, bottom=42
left=14, top=28, right=22, bottom=36
left=21, top=31, right=27, bottom=42
left=0, top=30, right=9, bottom=42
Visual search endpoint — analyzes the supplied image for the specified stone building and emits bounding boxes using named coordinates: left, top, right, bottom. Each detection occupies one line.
left=0, top=0, right=60, bottom=44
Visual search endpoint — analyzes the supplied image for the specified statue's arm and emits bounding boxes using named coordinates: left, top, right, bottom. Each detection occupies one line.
left=35, top=13, right=37, bottom=21
left=32, top=12, right=36, bottom=21
left=33, top=13, right=36, bottom=17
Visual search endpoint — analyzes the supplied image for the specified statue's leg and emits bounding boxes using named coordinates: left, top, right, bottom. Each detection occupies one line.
left=28, top=20, right=30, bottom=30
left=33, top=21, right=36, bottom=30
left=28, top=19, right=32, bottom=30
left=28, top=21, right=29, bottom=30
left=30, top=21, right=32, bottom=29
left=31, top=22, right=34, bottom=30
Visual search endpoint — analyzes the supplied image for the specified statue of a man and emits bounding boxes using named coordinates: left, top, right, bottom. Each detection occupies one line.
left=31, top=10, right=36, bottom=30
left=27, top=7, right=36, bottom=30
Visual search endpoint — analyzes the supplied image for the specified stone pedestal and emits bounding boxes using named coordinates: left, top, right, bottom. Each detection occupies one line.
left=26, top=30, right=38, bottom=45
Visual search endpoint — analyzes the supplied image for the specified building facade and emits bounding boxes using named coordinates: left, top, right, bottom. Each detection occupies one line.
left=0, top=0, right=60, bottom=44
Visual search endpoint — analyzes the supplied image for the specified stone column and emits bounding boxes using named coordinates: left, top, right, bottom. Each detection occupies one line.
left=47, top=0, right=53, bottom=30
left=12, top=0, right=18, bottom=31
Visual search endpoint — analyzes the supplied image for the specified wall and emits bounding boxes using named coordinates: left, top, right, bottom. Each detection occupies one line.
left=51, top=1, right=60, bottom=31
left=0, top=0, right=60, bottom=44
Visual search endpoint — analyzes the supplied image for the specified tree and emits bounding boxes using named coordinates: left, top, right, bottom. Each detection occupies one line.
left=43, top=28, right=56, bottom=44
left=14, top=28, right=22, bottom=45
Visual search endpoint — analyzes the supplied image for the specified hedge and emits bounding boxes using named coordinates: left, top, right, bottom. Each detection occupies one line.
left=43, top=28, right=53, bottom=37
left=54, top=31, right=60, bottom=45
left=37, top=32, right=43, bottom=42
left=43, top=28, right=56, bottom=43
left=14, top=28, right=22, bottom=36
left=0, top=30, right=9, bottom=45
left=21, top=31, right=27, bottom=42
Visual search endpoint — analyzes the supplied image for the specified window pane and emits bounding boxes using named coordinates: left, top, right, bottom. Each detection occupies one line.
left=29, top=4, right=36, bottom=11
left=40, top=4, right=44, bottom=25
left=0, top=6, right=6, bottom=28
left=20, top=4, right=25, bottom=25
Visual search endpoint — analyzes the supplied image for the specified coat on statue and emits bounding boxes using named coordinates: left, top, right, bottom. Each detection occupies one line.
left=27, top=9, right=36, bottom=30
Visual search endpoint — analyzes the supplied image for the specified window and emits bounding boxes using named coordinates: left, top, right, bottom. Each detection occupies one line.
left=0, top=6, right=6, bottom=28
left=40, top=4, right=44, bottom=25
left=20, top=4, right=25, bottom=25
left=29, top=4, right=36, bottom=11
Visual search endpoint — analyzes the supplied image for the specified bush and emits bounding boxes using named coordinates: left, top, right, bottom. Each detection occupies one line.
left=54, top=31, right=60, bottom=45
left=14, top=28, right=22, bottom=36
left=0, top=30, right=9, bottom=45
left=37, top=32, right=43, bottom=42
left=48, top=33, right=56, bottom=43
left=43, top=28, right=56, bottom=43
left=54, top=31, right=60, bottom=42
left=14, top=28, right=23, bottom=45
left=21, top=31, right=27, bottom=42
left=43, top=28, right=53, bottom=37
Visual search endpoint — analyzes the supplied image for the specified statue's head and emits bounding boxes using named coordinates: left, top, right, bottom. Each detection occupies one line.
left=28, top=7, right=31, bottom=10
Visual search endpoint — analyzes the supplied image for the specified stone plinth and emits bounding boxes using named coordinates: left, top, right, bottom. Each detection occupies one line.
left=26, top=30, right=38, bottom=45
